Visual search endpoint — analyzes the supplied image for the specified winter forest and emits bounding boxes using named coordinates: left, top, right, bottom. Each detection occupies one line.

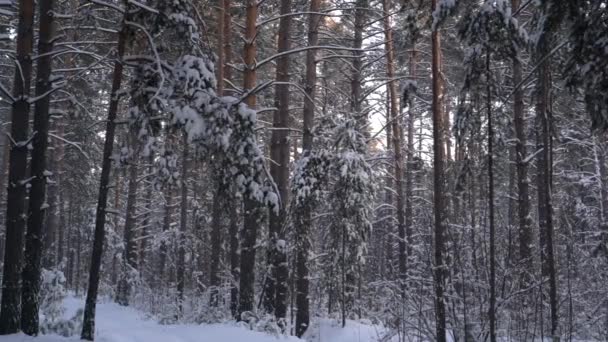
left=0, top=0, right=607, bottom=341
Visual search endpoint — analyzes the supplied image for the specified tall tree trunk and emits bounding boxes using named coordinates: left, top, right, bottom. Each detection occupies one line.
left=117, top=145, right=138, bottom=307
left=138, top=156, right=153, bottom=280
left=294, top=0, right=321, bottom=336
left=511, top=0, right=533, bottom=336
left=209, top=181, right=223, bottom=307
left=266, top=0, right=291, bottom=322
left=176, top=139, right=189, bottom=316
left=209, top=0, right=232, bottom=308
left=535, top=25, right=558, bottom=341
left=20, top=0, right=56, bottom=334
left=351, top=0, right=367, bottom=123
left=159, top=186, right=172, bottom=289
left=81, top=8, right=129, bottom=340
left=237, top=0, right=260, bottom=319
left=229, top=200, right=240, bottom=318
left=486, top=52, right=497, bottom=342
left=405, top=46, right=417, bottom=269
left=382, top=0, right=406, bottom=291
left=0, top=0, right=35, bottom=334
left=431, top=0, right=447, bottom=340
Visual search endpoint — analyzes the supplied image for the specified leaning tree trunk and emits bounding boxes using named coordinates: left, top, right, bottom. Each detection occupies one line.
left=81, top=7, right=129, bottom=340
left=266, top=0, right=291, bottom=322
left=294, top=0, right=321, bottom=336
left=237, top=0, right=261, bottom=319
left=0, top=0, right=35, bottom=334
left=20, top=0, right=56, bottom=335
left=431, top=0, right=447, bottom=340
left=382, top=0, right=406, bottom=292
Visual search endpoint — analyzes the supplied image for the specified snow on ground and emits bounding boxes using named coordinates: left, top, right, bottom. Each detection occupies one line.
left=0, top=296, right=301, bottom=342
left=303, top=319, right=390, bottom=342
left=0, top=297, right=390, bottom=342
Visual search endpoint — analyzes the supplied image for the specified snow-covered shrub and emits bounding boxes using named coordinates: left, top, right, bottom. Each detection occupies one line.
left=39, top=268, right=84, bottom=337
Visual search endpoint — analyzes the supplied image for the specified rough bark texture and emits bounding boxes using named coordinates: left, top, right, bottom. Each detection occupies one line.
left=81, top=12, right=129, bottom=340
left=382, top=0, right=406, bottom=289
left=535, top=26, right=559, bottom=341
left=237, top=0, right=260, bottom=320
left=431, top=0, right=447, bottom=339
left=117, top=153, right=138, bottom=307
left=266, top=0, right=291, bottom=322
left=20, top=0, right=56, bottom=334
left=209, top=182, right=223, bottom=307
left=0, top=0, right=35, bottom=334
left=405, top=47, right=417, bottom=267
left=176, top=140, right=189, bottom=315
left=295, top=0, right=321, bottom=336
left=487, top=52, right=496, bottom=342
left=229, top=200, right=240, bottom=318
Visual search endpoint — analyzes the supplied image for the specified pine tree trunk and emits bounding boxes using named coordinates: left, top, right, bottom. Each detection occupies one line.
left=117, top=145, right=138, bottom=306
left=229, top=200, right=240, bottom=318
left=209, top=181, right=223, bottom=307
left=81, top=10, right=129, bottom=340
left=20, top=0, right=56, bottom=334
left=431, top=0, right=447, bottom=340
left=159, top=185, right=172, bottom=289
left=0, top=0, right=35, bottom=334
left=405, top=46, right=417, bottom=269
left=139, top=156, right=153, bottom=279
left=237, top=0, right=261, bottom=320
left=266, top=0, right=291, bottom=321
left=176, top=140, right=189, bottom=316
left=486, top=52, right=497, bottom=342
left=294, top=0, right=321, bottom=336
left=351, top=0, right=367, bottom=122
left=382, top=0, right=406, bottom=291
left=535, top=26, right=558, bottom=341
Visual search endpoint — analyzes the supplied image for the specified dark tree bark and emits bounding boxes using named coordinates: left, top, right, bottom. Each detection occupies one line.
left=20, top=0, right=56, bottom=334
left=229, top=200, right=240, bottom=318
left=0, top=0, right=35, bottom=334
left=81, top=10, right=129, bottom=340
left=431, top=0, right=447, bottom=340
left=176, top=139, right=189, bottom=316
left=116, top=145, right=138, bottom=307
left=237, top=0, right=262, bottom=320
left=209, top=181, right=223, bottom=307
left=294, top=0, right=321, bottom=336
left=266, top=0, right=291, bottom=322
left=486, top=52, right=497, bottom=342
left=511, top=0, right=532, bottom=281
left=238, top=200, right=263, bottom=317
left=159, top=185, right=172, bottom=288
left=138, top=156, right=153, bottom=279
left=535, top=25, right=559, bottom=341
left=405, top=46, right=417, bottom=268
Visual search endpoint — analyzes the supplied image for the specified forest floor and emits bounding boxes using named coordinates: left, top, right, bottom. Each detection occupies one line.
left=0, top=296, right=390, bottom=342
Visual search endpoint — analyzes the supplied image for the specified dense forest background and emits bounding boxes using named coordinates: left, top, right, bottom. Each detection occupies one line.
left=0, top=0, right=607, bottom=341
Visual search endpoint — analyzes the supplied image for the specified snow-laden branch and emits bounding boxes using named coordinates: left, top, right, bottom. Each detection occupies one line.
left=255, top=45, right=375, bottom=70
left=0, top=82, right=14, bottom=103
left=128, top=0, right=158, bottom=14
left=91, top=0, right=124, bottom=13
